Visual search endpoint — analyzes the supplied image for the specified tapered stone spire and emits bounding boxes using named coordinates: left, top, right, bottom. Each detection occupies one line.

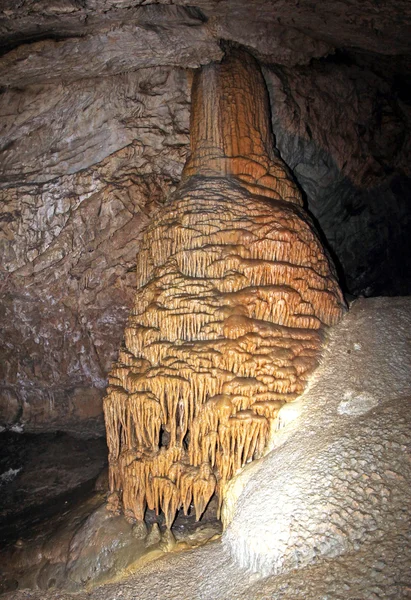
left=183, top=49, right=302, bottom=204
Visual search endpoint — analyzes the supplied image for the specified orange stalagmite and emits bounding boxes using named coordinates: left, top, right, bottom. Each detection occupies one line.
left=104, top=48, right=345, bottom=527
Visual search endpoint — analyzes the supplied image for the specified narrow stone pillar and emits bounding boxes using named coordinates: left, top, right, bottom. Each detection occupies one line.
left=104, top=49, right=345, bottom=528
left=183, top=49, right=302, bottom=204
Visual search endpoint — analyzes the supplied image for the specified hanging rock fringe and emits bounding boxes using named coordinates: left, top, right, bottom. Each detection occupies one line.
left=104, top=49, right=345, bottom=528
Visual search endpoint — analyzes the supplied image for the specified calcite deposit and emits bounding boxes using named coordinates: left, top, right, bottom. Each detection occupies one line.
left=104, top=50, right=345, bottom=527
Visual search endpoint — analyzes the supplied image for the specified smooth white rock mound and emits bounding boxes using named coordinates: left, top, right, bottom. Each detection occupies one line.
left=223, top=297, right=411, bottom=576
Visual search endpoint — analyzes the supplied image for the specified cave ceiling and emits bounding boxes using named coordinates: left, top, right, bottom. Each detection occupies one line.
left=1, top=0, right=410, bottom=83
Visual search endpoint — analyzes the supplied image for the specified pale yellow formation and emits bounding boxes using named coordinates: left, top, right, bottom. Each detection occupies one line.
left=104, top=49, right=345, bottom=527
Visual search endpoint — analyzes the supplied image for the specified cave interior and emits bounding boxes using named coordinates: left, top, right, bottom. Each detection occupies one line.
left=0, top=1, right=410, bottom=598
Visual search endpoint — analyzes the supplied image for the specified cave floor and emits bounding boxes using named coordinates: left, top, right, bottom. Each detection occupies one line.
left=0, top=431, right=221, bottom=595
left=1, top=518, right=408, bottom=600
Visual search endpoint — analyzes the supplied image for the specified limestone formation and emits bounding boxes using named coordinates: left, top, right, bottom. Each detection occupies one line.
left=0, top=68, right=189, bottom=433
left=104, top=48, right=345, bottom=527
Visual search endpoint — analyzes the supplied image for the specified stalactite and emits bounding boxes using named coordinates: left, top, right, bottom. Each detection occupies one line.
left=103, top=48, right=345, bottom=528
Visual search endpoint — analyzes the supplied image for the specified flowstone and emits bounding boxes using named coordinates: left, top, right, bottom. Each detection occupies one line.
left=104, top=49, right=345, bottom=527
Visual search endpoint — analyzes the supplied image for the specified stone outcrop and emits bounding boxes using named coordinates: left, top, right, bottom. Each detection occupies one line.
left=0, top=67, right=190, bottom=188
left=104, top=49, right=344, bottom=527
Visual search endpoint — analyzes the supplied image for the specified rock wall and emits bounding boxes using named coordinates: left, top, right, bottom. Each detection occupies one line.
left=264, top=54, right=411, bottom=296
left=0, top=68, right=190, bottom=433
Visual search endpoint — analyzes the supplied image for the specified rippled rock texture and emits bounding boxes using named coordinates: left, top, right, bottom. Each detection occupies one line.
left=0, top=68, right=190, bottom=433
left=1, top=0, right=410, bottom=82
left=104, top=50, right=344, bottom=526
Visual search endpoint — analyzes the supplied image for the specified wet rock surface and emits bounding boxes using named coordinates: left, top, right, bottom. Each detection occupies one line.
left=0, top=67, right=189, bottom=434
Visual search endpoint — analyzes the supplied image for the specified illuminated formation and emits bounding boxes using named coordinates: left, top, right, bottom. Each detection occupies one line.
left=104, top=49, right=345, bottom=528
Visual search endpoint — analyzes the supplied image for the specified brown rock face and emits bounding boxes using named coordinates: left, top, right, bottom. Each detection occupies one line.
left=0, top=68, right=189, bottom=433
left=104, top=50, right=345, bottom=527
left=263, top=55, right=411, bottom=297
left=182, top=53, right=301, bottom=204
left=1, top=0, right=410, bottom=86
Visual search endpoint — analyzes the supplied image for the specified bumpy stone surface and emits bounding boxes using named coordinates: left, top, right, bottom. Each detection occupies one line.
left=0, top=6, right=223, bottom=87
left=104, top=50, right=344, bottom=527
left=223, top=297, right=411, bottom=576
left=0, top=67, right=189, bottom=187
left=0, top=68, right=190, bottom=433
left=3, top=297, right=411, bottom=600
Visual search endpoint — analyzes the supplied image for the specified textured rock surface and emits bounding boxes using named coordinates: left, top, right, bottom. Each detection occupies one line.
left=0, top=67, right=189, bottom=187
left=224, top=299, right=411, bottom=575
left=0, top=6, right=223, bottom=87
left=0, top=68, right=189, bottom=433
left=3, top=297, right=411, bottom=599
left=1, top=0, right=411, bottom=79
left=104, top=50, right=344, bottom=526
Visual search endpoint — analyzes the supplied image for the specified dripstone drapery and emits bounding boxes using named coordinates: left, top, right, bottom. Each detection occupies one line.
left=104, top=49, right=345, bottom=528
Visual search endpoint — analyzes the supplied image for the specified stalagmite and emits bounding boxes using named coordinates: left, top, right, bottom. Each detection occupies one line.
left=104, top=48, right=345, bottom=527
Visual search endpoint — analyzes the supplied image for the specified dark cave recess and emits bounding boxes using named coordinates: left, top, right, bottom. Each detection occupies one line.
left=264, top=49, right=411, bottom=298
